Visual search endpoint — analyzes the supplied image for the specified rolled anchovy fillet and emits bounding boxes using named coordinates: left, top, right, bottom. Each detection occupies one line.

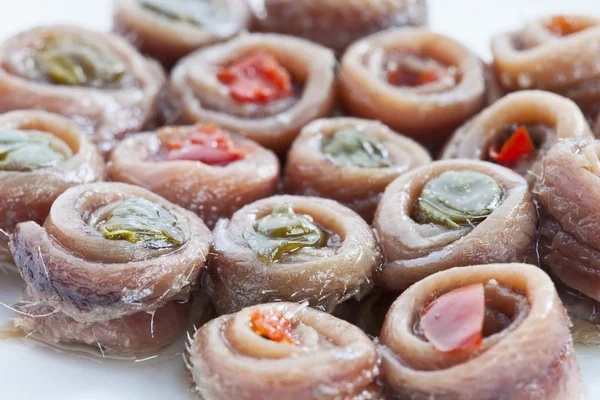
left=379, top=263, right=581, bottom=400
left=0, top=25, right=165, bottom=155
left=251, top=0, right=428, bottom=54
left=374, top=160, right=536, bottom=291
left=10, top=182, right=212, bottom=324
left=492, top=15, right=600, bottom=119
left=285, top=117, right=431, bottom=222
left=536, top=139, right=600, bottom=303
left=14, top=285, right=191, bottom=355
left=110, top=124, right=280, bottom=228
left=0, top=110, right=104, bottom=261
left=339, top=28, right=485, bottom=150
left=187, top=302, right=381, bottom=400
left=206, top=195, right=381, bottom=315
left=167, top=33, right=336, bottom=154
left=113, top=0, right=252, bottom=68
left=441, top=91, right=593, bottom=186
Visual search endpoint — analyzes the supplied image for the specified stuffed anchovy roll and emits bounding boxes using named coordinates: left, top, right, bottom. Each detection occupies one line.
left=374, top=160, right=536, bottom=291
left=113, top=0, right=252, bottom=68
left=0, top=110, right=104, bottom=262
left=252, top=0, right=428, bottom=54
left=492, top=15, right=600, bottom=119
left=339, top=28, right=485, bottom=149
left=167, top=33, right=336, bottom=153
left=206, top=195, right=381, bottom=315
left=284, top=117, right=431, bottom=221
left=536, top=139, right=600, bottom=303
left=187, top=302, right=380, bottom=400
left=441, top=91, right=593, bottom=186
left=110, top=123, right=279, bottom=228
left=0, top=25, right=165, bottom=155
left=379, top=264, right=581, bottom=400
left=9, top=182, right=212, bottom=354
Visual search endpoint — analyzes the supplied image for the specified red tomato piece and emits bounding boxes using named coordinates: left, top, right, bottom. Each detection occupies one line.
left=217, top=52, right=293, bottom=103
left=489, top=125, right=536, bottom=164
left=420, top=283, right=485, bottom=353
left=165, top=124, right=246, bottom=166
left=250, top=310, right=296, bottom=344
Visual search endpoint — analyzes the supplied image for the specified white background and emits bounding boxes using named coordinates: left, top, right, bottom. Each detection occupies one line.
left=0, top=0, right=599, bottom=399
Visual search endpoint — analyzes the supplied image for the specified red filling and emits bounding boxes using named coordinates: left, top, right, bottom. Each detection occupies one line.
left=250, top=310, right=295, bottom=344
left=217, top=52, right=293, bottom=103
left=387, top=68, right=442, bottom=87
left=164, top=124, right=246, bottom=166
left=489, top=125, right=536, bottom=165
left=420, top=283, right=485, bottom=353
left=545, top=16, right=581, bottom=37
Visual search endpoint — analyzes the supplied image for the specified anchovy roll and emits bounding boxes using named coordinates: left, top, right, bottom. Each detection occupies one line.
left=379, top=264, right=581, bottom=400
left=9, top=182, right=212, bottom=353
left=252, top=0, right=428, bottom=54
left=374, top=160, right=536, bottom=291
left=284, top=117, right=431, bottom=221
left=113, top=0, right=252, bottom=68
left=339, top=28, right=485, bottom=149
left=441, top=91, right=593, bottom=186
left=536, top=139, right=600, bottom=302
left=167, top=33, right=336, bottom=153
left=0, top=110, right=104, bottom=261
left=492, top=15, right=600, bottom=118
left=110, top=123, right=279, bottom=228
left=206, top=195, right=381, bottom=315
left=0, top=25, right=165, bottom=154
left=187, top=302, right=380, bottom=400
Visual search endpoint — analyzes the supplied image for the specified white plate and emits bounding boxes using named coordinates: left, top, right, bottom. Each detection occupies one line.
left=1, top=1, right=599, bottom=399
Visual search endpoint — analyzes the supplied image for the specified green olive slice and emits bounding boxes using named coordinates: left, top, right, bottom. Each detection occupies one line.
left=414, top=170, right=503, bottom=229
left=138, top=0, right=210, bottom=25
left=34, top=37, right=125, bottom=87
left=0, top=130, right=66, bottom=172
left=322, top=128, right=392, bottom=169
left=99, top=198, right=185, bottom=246
left=243, top=204, right=327, bottom=263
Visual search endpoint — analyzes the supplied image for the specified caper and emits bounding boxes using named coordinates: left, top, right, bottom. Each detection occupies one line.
left=322, top=128, right=392, bottom=169
left=99, top=198, right=185, bottom=246
left=34, top=37, right=125, bottom=87
left=243, top=204, right=327, bottom=263
left=414, top=170, right=503, bottom=229
left=0, top=130, right=65, bottom=172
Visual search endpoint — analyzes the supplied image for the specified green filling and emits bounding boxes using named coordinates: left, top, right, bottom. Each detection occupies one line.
left=415, top=170, right=503, bottom=229
left=243, top=204, right=327, bottom=263
left=139, top=0, right=206, bottom=25
left=34, top=36, right=125, bottom=87
left=322, top=128, right=392, bottom=169
left=0, top=130, right=65, bottom=171
left=99, top=198, right=185, bottom=246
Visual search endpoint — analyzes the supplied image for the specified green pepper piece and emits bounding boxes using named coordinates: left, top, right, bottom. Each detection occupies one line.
left=0, top=130, right=65, bottom=172
left=322, top=128, right=392, bottom=168
left=139, top=0, right=206, bottom=25
left=243, top=204, right=327, bottom=263
left=34, top=37, right=125, bottom=87
left=99, top=198, right=185, bottom=246
left=414, top=170, right=503, bottom=229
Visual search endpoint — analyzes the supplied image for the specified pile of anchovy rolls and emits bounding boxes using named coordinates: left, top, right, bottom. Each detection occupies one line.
left=2, top=1, right=599, bottom=399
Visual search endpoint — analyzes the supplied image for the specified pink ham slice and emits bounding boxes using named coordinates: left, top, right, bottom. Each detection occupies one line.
left=420, top=283, right=485, bottom=352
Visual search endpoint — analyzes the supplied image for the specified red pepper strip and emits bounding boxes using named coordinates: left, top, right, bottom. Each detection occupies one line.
left=489, top=125, right=535, bottom=164
left=217, top=52, right=293, bottom=103
left=420, top=283, right=485, bottom=353
left=165, top=124, right=246, bottom=166
left=387, top=68, right=441, bottom=87
left=250, top=310, right=296, bottom=344
left=545, top=16, right=579, bottom=37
